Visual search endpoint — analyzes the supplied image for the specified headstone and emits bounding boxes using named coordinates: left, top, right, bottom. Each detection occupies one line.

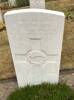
left=29, top=0, right=45, bottom=9
left=0, top=9, right=3, bottom=23
left=4, top=0, right=65, bottom=87
left=8, top=0, right=16, bottom=6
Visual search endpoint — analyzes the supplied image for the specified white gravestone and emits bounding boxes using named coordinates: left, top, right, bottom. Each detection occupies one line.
left=8, top=0, right=16, bottom=6
left=0, top=9, right=3, bottom=23
left=29, top=0, right=45, bottom=9
left=4, top=1, right=65, bottom=87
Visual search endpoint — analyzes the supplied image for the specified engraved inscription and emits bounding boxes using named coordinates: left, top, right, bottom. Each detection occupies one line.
left=28, top=38, right=41, bottom=40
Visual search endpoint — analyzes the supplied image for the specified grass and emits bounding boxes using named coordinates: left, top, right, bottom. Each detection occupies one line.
left=46, top=0, right=74, bottom=21
left=0, top=23, right=15, bottom=80
left=61, top=20, right=74, bottom=68
left=7, top=83, right=74, bottom=100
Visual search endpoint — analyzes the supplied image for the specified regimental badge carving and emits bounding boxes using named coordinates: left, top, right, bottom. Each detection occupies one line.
left=26, top=50, right=47, bottom=65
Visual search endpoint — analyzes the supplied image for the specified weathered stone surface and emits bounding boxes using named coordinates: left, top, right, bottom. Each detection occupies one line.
left=0, top=9, right=3, bottom=23
left=29, top=0, right=45, bottom=8
left=4, top=9, right=65, bottom=87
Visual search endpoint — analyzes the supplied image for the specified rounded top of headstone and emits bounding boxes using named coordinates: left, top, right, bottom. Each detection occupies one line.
left=5, top=9, right=65, bottom=17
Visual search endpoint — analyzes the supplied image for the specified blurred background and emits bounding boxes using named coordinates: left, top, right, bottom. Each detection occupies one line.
left=0, top=0, right=74, bottom=80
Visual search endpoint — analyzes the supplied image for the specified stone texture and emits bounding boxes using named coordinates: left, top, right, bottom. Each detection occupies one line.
left=4, top=9, right=65, bottom=87
left=8, top=0, right=16, bottom=6
left=29, top=0, right=45, bottom=9
left=0, top=9, right=3, bottom=23
left=0, top=79, right=17, bottom=100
